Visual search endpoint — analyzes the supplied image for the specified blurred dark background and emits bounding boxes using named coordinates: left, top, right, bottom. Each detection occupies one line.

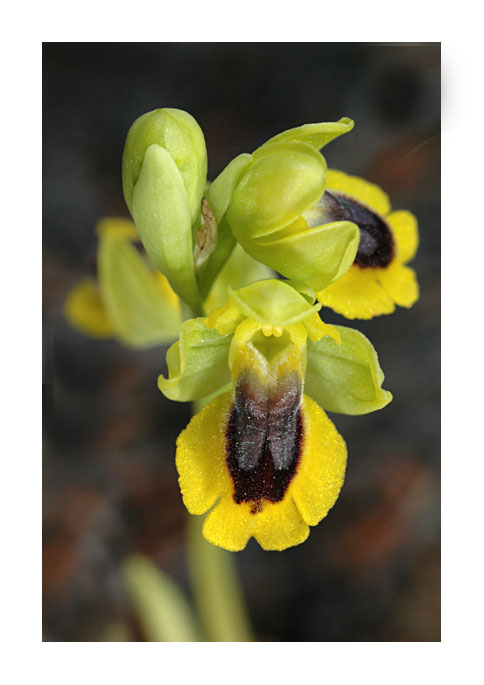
left=43, top=43, right=440, bottom=641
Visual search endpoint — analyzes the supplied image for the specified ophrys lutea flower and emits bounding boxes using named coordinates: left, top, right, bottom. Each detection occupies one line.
left=309, top=170, right=419, bottom=319
left=160, top=280, right=392, bottom=551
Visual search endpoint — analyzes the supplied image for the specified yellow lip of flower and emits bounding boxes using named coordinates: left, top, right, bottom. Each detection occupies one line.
left=176, top=389, right=347, bottom=552
left=313, top=169, right=419, bottom=320
left=174, top=280, right=346, bottom=552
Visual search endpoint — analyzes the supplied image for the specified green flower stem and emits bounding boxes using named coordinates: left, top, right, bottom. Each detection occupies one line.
left=187, top=513, right=253, bottom=642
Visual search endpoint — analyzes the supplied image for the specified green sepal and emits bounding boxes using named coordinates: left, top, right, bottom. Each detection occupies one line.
left=253, top=219, right=360, bottom=292
left=158, top=318, right=232, bottom=401
left=198, top=153, right=254, bottom=299
left=131, top=144, right=201, bottom=309
left=204, top=244, right=273, bottom=313
left=97, top=230, right=182, bottom=348
left=205, top=153, right=253, bottom=223
left=285, top=280, right=317, bottom=304
left=259, top=117, right=354, bottom=151
left=305, top=325, right=392, bottom=415
left=122, top=108, right=207, bottom=225
left=230, top=279, right=321, bottom=328
left=227, top=141, right=327, bottom=239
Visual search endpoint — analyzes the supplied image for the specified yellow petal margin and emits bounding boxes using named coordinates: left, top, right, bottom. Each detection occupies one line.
left=325, top=169, right=391, bottom=216
left=176, top=392, right=347, bottom=552
left=376, top=263, right=419, bottom=308
left=387, top=210, right=419, bottom=264
left=317, top=268, right=395, bottom=320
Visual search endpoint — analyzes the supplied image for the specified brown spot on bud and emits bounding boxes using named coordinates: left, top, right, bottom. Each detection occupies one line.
left=194, top=198, right=218, bottom=268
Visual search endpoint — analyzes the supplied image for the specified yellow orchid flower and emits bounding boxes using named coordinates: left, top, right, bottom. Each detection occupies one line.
left=164, top=280, right=391, bottom=551
left=311, top=170, right=419, bottom=319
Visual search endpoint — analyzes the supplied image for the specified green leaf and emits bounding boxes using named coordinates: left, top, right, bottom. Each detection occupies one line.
left=259, top=117, right=354, bottom=151
left=97, top=232, right=181, bottom=348
left=131, top=144, right=201, bottom=309
left=158, top=318, right=232, bottom=401
left=305, top=325, right=392, bottom=415
left=122, top=554, right=200, bottom=642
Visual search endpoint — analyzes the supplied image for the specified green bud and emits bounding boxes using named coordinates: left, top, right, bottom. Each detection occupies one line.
left=123, top=108, right=207, bottom=223
left=122, top=109, right=207, bottom=309
left=158, top=318, right=232, bottom=402
left=305, top=325, right=392, bottom=415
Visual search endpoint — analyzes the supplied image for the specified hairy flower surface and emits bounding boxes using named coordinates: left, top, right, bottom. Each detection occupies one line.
left=177, top=391, right=346, bottom=551
left=312, top=170, right=419, bottom=319
left=160, top=279, right=391, bottom=550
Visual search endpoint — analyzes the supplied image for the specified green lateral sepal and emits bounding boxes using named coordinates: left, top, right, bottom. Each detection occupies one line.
left=305, top=324, right=392, bottom=415
left=97, top=228, right=181, bottom=348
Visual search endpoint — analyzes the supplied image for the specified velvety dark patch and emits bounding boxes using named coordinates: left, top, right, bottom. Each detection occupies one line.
left=226, top=372, right=303, bottom=511
left=323, top=190, right=394, bottom=268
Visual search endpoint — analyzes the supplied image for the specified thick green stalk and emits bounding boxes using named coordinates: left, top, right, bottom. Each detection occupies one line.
left=187, top=514, right=253, bottom=642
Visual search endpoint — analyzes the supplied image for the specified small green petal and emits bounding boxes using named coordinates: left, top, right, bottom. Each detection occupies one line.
left=122, top=108, right=207, bottom=225
left=131, top=144, right=201, bottom=309
left=229, top=279, right=321, bottom=328
left=158, top=318, right=232, bottom=402
left=97, top=231, right=181, bottom=348
left=259, top=117, right=354, bottom=151
left=305, top=325, right=392, bottom=415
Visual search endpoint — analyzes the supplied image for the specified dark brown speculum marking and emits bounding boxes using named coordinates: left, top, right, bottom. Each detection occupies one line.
left=322, top=190, right=395, bottom=268
left=226, top=371, right=303, bottom=512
